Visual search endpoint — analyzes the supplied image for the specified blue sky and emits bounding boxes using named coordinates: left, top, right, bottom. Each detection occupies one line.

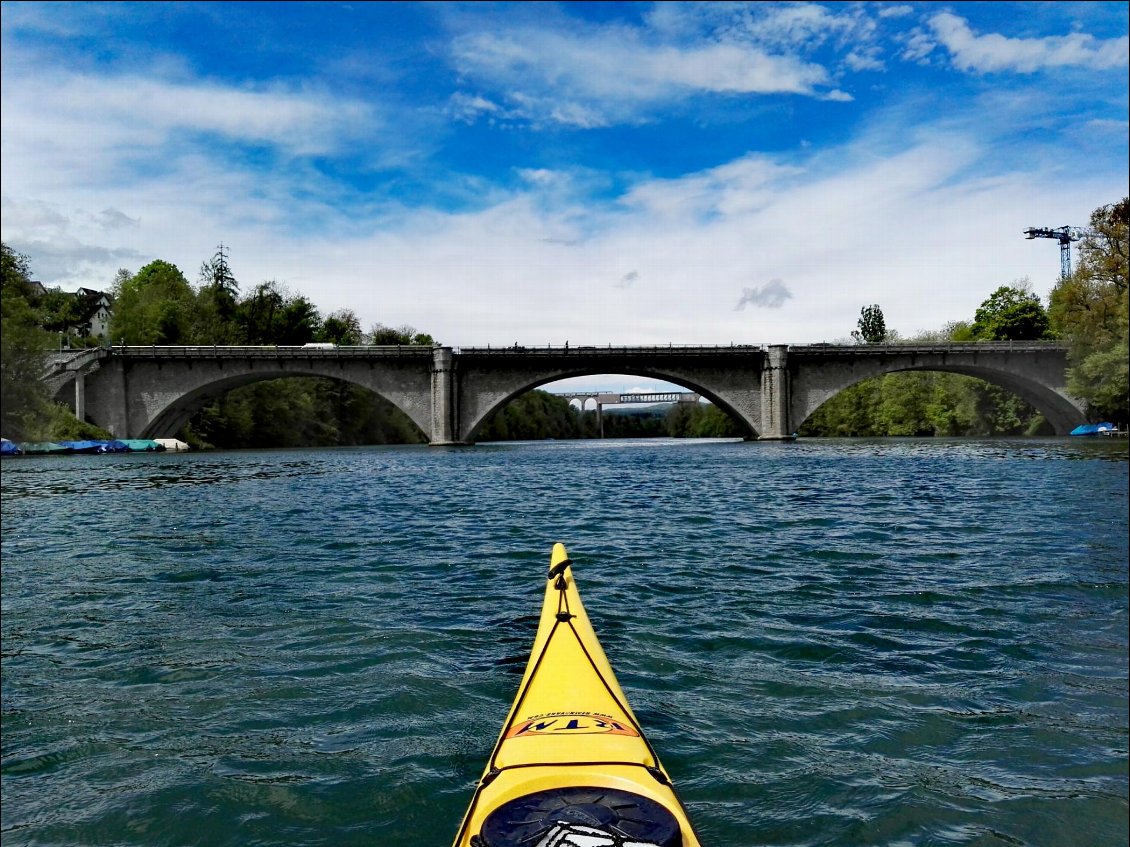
left=2, top=2, right=1127, bottom=390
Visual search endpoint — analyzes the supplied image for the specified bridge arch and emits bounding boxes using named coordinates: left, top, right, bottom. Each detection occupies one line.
left=139, top=370, right=430, bottom=441
left=458, top=364, right=759, bottom=443
left=79, top=352, right=435, bottom=440
left=789, top=348, right=1084, bottom=436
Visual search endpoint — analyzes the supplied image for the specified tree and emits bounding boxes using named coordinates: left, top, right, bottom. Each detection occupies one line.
left=38, top=287, right=86, bottom=336
left=1, top=244, right=52, bottom=436
left=197, top=245, right=241, bottom=342
left=851, top=304, right=887, bottom=343
left=970, top=281, right=1050, bottom=340
left=198, top=244, right=239, bottom=309
left=319, top=309, right=363, bottom=345
left=1049, top=197, right=1129, bottom=422
left=367, top=323, right=434, bottom=345
left=276, top=295, right=321, bottom=345
left=110, top=260, right=196, bottom=344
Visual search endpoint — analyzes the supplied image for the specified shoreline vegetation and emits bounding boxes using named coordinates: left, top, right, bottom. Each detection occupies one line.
left=2, top=199, right=1125, bottom=449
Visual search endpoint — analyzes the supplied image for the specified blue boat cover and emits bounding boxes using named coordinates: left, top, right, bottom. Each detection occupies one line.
left=1, top=438, right=21, bottom=456
left=58, top=440, right=105, bottom=453
left=1070, top=422, right=1114, bottom=436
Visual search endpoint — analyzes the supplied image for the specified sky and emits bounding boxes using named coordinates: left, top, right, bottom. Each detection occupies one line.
left=1, top=1, right=1128, bottom=394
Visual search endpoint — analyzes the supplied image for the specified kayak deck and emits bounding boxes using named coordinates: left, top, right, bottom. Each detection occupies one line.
left=451, top=543, right=701, bottom=847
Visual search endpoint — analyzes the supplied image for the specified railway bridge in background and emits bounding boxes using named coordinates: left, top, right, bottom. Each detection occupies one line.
left=43, top=341, right=1083, bottom=444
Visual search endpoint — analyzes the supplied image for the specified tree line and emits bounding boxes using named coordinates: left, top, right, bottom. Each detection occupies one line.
left=1, top=196, right=1124, bottom=444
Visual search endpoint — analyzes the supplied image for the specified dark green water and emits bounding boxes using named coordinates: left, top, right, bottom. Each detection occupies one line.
left=2, top=438, right=1127, bottom=847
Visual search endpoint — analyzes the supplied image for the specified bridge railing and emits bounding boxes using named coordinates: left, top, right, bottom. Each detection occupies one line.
left=457, top=344, right=766, bottom=355
left=789, top=340, right=1067, bottom=354
left=85, top=340, right=1069, bottom=360
left=107, top=345, right=436, bottom=358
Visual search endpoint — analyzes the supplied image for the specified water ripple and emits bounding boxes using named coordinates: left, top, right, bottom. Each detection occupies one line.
left=2, top=439, right=1127, bottom=846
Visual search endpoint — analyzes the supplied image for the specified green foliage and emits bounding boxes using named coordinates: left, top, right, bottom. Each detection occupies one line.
left=199, top=245, right=239, bottom=311
left=803, top=311, right=1054, bottom=437
left=196, top=245, right=240, bottom=342
left=476, top=390, right=585, bottom=441
left=664, top=402, right=746, bottom=437
left=319, top=309, right=363, bottom=345
left=1048, top=197, right=1129, bottom=423
left=945, top=320, right=977, bottom=342
left=852, top=304, right=887, bottom=343
left=41, top=404, right=113, bottom=441
left=601, top=407, right=665, bottom=438
left=39, top=287, right=87, bottom=333
left=799, top=371, right=1047, bottom=437
left=970, top=282, right=1050, bottom=340
left=1, top=244, right=53, bottom=437
left=185, top=377, right=426, bottom=448
left=110, top=260, right=197, bottom=344
left=475, top=393, right=748, bottom=442
left=368, top=323, right=435, bottom=345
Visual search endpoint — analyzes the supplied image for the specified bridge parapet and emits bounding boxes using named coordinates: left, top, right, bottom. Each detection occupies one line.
left=789, top=341, right=1067, bottom=355
left=107, top=344, right=436, bottom=359
left=458, top=344, right=765, bottom=357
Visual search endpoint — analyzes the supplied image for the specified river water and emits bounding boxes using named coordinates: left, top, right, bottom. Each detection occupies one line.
left=1, top=438, right=1127, bottom=847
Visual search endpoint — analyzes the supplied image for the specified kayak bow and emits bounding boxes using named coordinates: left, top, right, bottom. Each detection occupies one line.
left=452, top=543, right=701, bottom=847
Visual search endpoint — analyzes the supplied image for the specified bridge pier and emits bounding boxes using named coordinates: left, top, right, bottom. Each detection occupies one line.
left=429, top=346, right=467, bottom=446
left=759, top=344, right=795, bottom=441
left=84, top=360, right=130, bottom=438
left=74, top=372, right=85, bottom=424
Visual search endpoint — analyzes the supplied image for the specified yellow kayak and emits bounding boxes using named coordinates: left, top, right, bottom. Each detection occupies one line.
left=451, top=542, right=702, bottom=847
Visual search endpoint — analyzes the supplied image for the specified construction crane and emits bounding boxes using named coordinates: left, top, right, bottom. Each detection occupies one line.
left=1024, top=225, right=1094, bottom=280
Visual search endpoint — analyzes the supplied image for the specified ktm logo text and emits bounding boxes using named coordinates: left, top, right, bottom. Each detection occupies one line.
left=506, top=712, right=639, bottom=738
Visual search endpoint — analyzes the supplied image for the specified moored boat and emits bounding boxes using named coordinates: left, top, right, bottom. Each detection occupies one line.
left=452, top=542, right=701, bottom=847
left=1070, top=422, right=1115, bottom=436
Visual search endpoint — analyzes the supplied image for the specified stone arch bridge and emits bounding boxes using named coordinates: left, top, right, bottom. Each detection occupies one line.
left=45, top=342, right=1083, bottom=444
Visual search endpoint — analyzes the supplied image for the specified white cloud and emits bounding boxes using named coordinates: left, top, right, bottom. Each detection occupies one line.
left=1, top=68, right=377, bottom=181
left=845, top=49, right=885, bottom=72
left=646, top=2, right=872, bottom=53
left=620, top=155, right=802, bottom=220
left=878, top=6, right=915, bottom=20
left=899, top=28, right=938, bottom=64
left=929, top=11, right=1130, bottom=73
left=447, top=92, right=503, bottom=123
left=448, top=15, right=850, bottom=126
left=459, top=28, right=835, bottom=97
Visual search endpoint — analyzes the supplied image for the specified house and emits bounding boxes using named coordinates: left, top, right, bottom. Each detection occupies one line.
left=59, top=288, right=114, bottom=339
